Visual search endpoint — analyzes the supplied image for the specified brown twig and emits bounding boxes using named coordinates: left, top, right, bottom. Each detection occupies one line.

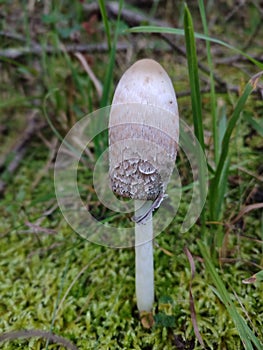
left=177, top=84, right=240, bottom=97
left=215, top=54, right=263, bottom=65
left=231, top=202, right=263, bottom=225
left=0, top=30, right=27, bottom=42
left=0, top=329, right=78, bottom=350
left=23, top=221, right=57, bottom=235
left=0, top=42, right=131, bottom=59
left=83, top=1, right=168, bottom=27
left=74, top=52, right=103, bottom=98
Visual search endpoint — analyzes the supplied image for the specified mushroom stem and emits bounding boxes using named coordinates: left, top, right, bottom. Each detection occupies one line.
left=134, top=200, right=154, bottom=313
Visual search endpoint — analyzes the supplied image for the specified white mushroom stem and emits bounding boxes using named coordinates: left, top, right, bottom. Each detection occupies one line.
left=134, top=200, right=154, bottom=313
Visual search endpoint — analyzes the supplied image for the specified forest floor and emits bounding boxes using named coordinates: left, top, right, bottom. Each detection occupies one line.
left=0, top=1, right=262, bottom=349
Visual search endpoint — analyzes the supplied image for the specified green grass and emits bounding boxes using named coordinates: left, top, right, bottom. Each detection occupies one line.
left=0, top=1, right=262, bottom=349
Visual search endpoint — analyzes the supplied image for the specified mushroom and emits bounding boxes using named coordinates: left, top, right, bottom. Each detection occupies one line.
left=108, top=59, right=179, bottom=317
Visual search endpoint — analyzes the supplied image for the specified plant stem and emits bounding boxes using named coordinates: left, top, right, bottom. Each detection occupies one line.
left=134, top=200, right=154, bottom=313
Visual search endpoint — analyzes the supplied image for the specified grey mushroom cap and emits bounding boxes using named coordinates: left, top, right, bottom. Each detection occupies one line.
left=109, top=59, right=179, bottom=200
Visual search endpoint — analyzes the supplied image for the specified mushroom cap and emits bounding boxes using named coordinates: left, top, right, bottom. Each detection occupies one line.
left=109, top=59, right=179, bottom=200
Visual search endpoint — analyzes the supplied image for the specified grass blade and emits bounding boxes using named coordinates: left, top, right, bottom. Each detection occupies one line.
left=98, top=0, right=111, bottom=51
left=198, top=240, right=263, bottom=350
left=198, top=0, right=218, bottom=164
left=126, top=26, right=263, bottom=70
left=184, top=4, right=205, bottom=150
left=184, top=4, right=206, bottom=231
